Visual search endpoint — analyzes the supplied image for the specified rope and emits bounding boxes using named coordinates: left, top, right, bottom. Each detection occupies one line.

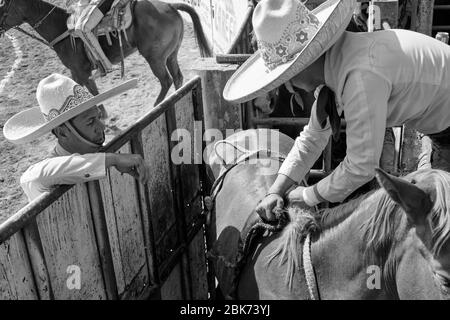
left=205, top=149, right=287, bottom=215
left=213, top=140, right=254, bottom=166
left=303, top=233, right=320, bottom=300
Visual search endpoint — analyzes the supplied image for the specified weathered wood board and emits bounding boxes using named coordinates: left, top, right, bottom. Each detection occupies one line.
left=36, top=184, right=106, bottom=299
left=100, top=143, right=150, bottom=299
left=160, top=263, right=184, bottom=300
left=0, top=232, right=37, bottom=299
left=174, top=93, right=203, bottom=226
left=188, top=230, right=209, bottom=300
left=142, top=116, right=180, bottom=269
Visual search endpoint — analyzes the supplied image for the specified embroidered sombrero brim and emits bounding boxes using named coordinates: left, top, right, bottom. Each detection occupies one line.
left=3, top=79, right=138, bottom=144
left=223, top=0, right=355, bottom=103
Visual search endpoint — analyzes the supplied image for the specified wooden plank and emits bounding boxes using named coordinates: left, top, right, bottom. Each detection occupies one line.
left=22, top=222, right=53, bottom=299
left=160, top=263, right=183, bottom=300
left=166, top=99, right=190, bottom=299
left=188, top=230, right=209, bottom=300
left=0, top=232, right=38, bottom=299
left=174, top=93, right=202, bottom=226
left=87, top=181, right=118, bottom=300
left=227, top=6, right=254, bottom=54
left=130, top=133, right=157, bottom=291
left=99, top=143, right=149, bottom=299
left=216, top=54, right=252, bottom=64
left=173, top=86, right=210, bottom=300
left=141, top=116, right=179, bottom=268
left=36, top=184, right=106, bottom=299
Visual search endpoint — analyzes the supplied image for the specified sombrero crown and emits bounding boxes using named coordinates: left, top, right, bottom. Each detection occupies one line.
left=3, top=73, right=137, bottom=144
left=223, top=0, right=356, bottom=103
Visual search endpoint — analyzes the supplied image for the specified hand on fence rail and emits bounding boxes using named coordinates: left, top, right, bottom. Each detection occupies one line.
left=106, top=153, right=150, bottom=184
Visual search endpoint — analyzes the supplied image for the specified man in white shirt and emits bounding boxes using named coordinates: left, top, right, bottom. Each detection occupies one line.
left=223, top=0, right=450, bottom=220
left=3, top=73, right=149, bottom=202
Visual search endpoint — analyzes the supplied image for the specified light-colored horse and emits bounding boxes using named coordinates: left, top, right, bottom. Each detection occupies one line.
left=208, top=129, right=450, bottom=299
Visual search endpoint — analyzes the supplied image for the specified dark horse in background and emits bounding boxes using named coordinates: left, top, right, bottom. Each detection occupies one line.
left=0, top=0, right=212, bottom=114
left=207, top=129, right=450, bottom=299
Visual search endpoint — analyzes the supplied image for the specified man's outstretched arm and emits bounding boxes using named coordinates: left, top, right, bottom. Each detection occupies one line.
left=21, top=152, right=150, bottom=201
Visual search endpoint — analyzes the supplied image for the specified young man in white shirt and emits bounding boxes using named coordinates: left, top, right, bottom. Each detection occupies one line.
left=3, top=73, right=149, bottom=201
left=223, top=0, right=450, bottom=220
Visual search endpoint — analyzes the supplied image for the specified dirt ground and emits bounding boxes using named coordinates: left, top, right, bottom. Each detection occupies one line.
left=0, top=1, right=201, bottom=223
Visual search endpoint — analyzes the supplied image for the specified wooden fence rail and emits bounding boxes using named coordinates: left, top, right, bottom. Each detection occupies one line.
left=0, top=77, right=210, bottom=300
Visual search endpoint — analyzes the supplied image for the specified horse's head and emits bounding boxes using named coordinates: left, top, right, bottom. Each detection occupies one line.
left=0, top=0, right=24, bottom=35
left=375, top=168, right=450, bottom=299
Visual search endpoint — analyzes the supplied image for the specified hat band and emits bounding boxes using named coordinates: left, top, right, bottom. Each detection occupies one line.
left=43, top=85, right=94, bottom=122
left=255, top=2, right=321, bottom=70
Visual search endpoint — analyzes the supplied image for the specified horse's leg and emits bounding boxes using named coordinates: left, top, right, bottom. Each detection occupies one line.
left=167, top=48, right=183, bottom=90
left=144, top=55, right=173, bottom=106
left=71, top=71, right=108, bottom=119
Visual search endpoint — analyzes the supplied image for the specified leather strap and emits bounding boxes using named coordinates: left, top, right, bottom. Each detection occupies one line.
left=49, top=30, right=70, bottom=47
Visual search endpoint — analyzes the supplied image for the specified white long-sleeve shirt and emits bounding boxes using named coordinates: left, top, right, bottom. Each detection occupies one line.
left=20, top=143, right=106, bottom=202
left=278, top=29, right=450, bottom=205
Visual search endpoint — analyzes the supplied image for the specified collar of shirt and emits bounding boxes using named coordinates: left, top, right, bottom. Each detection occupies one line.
left=51, top=142, right=72, bottom=157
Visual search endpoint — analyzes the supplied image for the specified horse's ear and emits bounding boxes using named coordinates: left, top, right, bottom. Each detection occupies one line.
left=375, top=168, right=433, bottom=224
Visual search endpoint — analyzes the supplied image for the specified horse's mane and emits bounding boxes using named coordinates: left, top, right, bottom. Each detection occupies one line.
left=264, top=190, right=382, bottom=288
left=427, top=170, right=450, bottom=256
left=268, top=170, right=450, bottom=289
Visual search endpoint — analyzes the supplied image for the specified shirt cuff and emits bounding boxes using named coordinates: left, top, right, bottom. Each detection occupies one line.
left=84, top=152, right=107, bottom=179
left=303, top=185, right=326, bottom=206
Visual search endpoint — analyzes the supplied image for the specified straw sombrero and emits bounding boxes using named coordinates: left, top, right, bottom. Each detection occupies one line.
left=223, top=0, right=356, bottom=103
left=3, top=73, right=137, bottom=144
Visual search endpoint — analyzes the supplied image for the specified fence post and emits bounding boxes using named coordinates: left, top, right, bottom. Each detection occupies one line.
left=414, top=0, right=435, bottom=35
left=191, top=58, right=242, bottom=136
left=400, top=0, right=435, bottom=173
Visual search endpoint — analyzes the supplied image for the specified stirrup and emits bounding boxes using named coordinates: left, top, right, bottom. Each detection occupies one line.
left=90, top=63, right=108, bottom=80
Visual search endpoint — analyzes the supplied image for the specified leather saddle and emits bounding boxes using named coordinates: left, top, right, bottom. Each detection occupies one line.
left=207, top=210, right=285, bottom=300
left=94, top=0, right=133, bottom=43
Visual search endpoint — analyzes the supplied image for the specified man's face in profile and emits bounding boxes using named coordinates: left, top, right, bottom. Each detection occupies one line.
left=71, top=106, right=106, bottom=145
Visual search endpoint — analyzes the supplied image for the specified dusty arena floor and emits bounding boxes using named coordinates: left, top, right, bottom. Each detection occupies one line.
left=0, top=1, right=200, bottom=222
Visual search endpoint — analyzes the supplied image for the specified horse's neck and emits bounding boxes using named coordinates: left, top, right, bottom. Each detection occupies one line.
left=22, top=0, right=68, bottom=43
left=310, top=191, right=443, bottom=299
left=310, top=195, right=392, bottom=299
